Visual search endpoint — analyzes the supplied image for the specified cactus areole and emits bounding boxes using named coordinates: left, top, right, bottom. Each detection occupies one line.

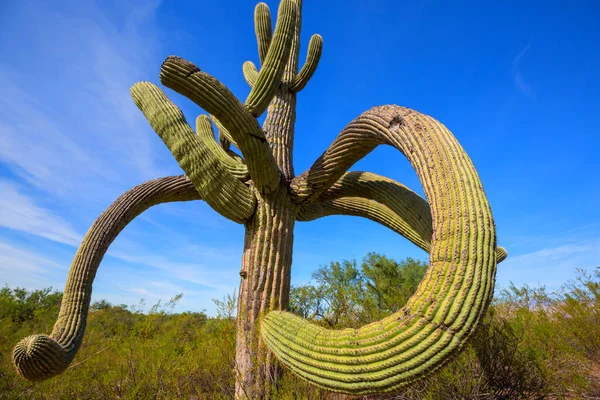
left=13, top=0, right=507, bottom=398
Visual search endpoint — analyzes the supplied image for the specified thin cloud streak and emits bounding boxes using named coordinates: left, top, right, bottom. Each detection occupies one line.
left=508, top=222, right=600, bottom=247
left=512, top=42, right=536, bottom=99
left=0, top=0, right=171, bottom=207
left=0, top=179, right=81, bottom=246
left=498, top=238, right=600, bottom=290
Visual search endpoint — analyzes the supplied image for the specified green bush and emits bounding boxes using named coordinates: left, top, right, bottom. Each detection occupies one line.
left=1, top=259, right=598, bottom=399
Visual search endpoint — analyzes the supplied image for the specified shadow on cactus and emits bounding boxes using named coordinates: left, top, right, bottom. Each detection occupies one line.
left=13, top=0, right=507, bottom=397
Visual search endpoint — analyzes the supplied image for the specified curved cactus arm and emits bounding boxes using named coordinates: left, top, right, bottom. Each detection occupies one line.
left=13, top=176, right=200, bottom=381
left=242, top=61, right=259, bottom=88
left=290, top=34, right=323, bottom=92
left=299, top=198, right=507, bottom=264
left=131, top=82, right=256, bottom=223
left=211, top=114, right=239, bottom=149
left=254, top=2, right=272, bottom=64
left=263, top=106, right=499, bottom=394
left=160, top=56, right=281, bottom=194
left=195, top=115, right=250, bottom=182
left=245, top=0, right=297, bottom=116
left=302, top=171, right=507, bottom=263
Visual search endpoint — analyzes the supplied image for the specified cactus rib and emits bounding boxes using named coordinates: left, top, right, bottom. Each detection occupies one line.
left=131, top=82, right=255, bottom=223
left=243, top=61, right=259, bottom=88
left=290, top=34, right=323, bottom=92
left=195, top=115, right=250, bottom=181
left=262, top=105, right=498, bottom=394
left=299, top=197, right=506, bottom=264
left=298, top=171, right=507, bottom=263
left=254, top=3, right=272, bottom=64
left=160, top=56, right=281, bottom=194
left=13, top=176, right=200, bottom=381
left=245, top=0, right=298, bottom=116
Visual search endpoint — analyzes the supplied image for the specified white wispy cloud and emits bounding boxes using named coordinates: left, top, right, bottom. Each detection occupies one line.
left=0, top=240, right=64, bottom=288
left=512, top=42, right=536, bottom=99
left=498, top=238, right=600, bottom=290
left=0, top=0, right=173, bottom=208
left=0, top=179, right=81, bottom=245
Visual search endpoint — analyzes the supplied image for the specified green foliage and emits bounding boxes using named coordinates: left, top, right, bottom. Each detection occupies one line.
left=289, top=254, right=427, bottom=327
left=2, top=260, right=599, bottom=399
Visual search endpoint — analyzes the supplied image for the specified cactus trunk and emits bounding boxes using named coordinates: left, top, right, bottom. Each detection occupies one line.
left=236, top=187, right=297, bottom=398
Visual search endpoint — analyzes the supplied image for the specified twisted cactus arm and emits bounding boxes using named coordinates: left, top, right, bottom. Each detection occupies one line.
left=290, top=34, right=323, bottom=92
left=245, top=0, right=297, bottom=116
left=131, top=82, right=255, bottom=223
left=298, top=171, right=507, bottom=263
left=13, top=176, right=200, bottom=381
left=263, top=106, right=498, bottom=394
left=254, top=2, right=272, bottom=64
left=195, top=115, right=250, bottom=182
left=160, top=56, right=281, bottom=193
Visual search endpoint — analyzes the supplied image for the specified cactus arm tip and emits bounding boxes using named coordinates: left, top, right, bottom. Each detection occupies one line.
left=13, top=334, right=68, bottom=381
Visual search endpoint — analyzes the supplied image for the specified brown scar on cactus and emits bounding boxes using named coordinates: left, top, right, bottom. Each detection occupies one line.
left=13, top=0, right=507, bottom=397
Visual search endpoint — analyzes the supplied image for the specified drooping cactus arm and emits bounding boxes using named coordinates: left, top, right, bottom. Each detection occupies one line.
left=263, top=106, right=498, bottom=394
left=299, top=198, right=507, bottom=264
left=131, top=82, right=256, bottom=223
left=254, top=2, right=272, bottom=64
left=245, top=0, right=297, bottom=116
left=195, top=115, right=250, bottom=182
left=298, top=171, right=507, bottom=263
left=13, top=176, right=200, bottom=381
left=290, top=34, right=323, bottom=92
left=160, top=56, right=281, bottom=194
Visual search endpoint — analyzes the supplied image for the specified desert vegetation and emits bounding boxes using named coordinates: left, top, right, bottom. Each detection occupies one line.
left=2, top=254, right=599, bottom=399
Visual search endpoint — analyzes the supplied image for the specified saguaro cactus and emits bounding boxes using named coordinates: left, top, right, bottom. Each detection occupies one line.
left=13, top=0, right=507, bottom=397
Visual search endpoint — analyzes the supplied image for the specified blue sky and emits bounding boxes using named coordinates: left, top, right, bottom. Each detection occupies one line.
left=1, top=0, right=598, bottom=315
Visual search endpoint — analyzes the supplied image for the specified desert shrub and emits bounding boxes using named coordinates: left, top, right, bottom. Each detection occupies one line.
left=1, top=260, right=598, bottom=399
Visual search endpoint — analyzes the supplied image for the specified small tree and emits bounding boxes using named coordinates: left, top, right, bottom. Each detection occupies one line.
left=13, top=1, right=507, bottom=398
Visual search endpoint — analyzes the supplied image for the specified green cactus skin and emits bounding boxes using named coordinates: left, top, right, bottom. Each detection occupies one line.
left=195, top=115, right=250, bottom=182
left=298, top=171, right=507, bottom=264
left=14, top=1, right=506, bottom=398
left=130, top=82, right=255, bottom=223
left=290, top=34, right=323, bottom=92
left=254, top=3, right=272, bottom=64
left=245, top=0, right=297, bottom=117
left=13, top=176, right=199, bottom=381
left=262, top=106, right=498, bottom=394
left=242, top=60, right=259, bottom=88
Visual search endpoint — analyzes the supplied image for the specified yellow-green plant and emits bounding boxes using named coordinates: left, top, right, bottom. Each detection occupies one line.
left=13, top=0, right=506, bottom=397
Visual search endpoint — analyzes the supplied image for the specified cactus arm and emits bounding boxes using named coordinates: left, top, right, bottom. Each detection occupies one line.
left=254, top=2, right=272, bottom=64
left=131, top=82, right=256, bottom=223
left=298, top=197, right=507, bottom=264
left=303, top=171, right=507, bottom=263
left=263, top=106, right=498, bottom=394
left=245, top=0, right=297, bottom=117
left=13, top=176, right=200, bottom=381
left=212, top=114, right=239, bottom=149
left=195, top=115, right=250, bottom=182
left=160, top=56, right=281, bottom=194
left=243, top=61, right=259, bottom=88
left=290, top=34, right=323, bottom=92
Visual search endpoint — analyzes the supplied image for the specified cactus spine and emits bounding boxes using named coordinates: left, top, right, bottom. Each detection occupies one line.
left=13, top=1, right=506, bottom=398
